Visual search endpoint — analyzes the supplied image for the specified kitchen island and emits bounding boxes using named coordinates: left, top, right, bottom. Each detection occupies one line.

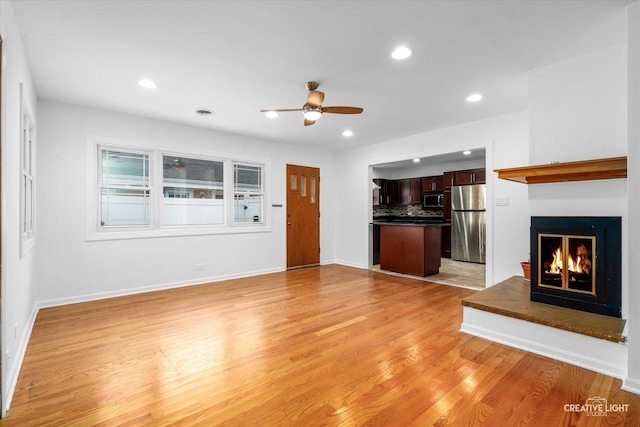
left=377, top=222, right=442, bottom=277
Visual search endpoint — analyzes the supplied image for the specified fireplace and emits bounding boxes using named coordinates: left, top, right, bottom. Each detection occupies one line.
left=530, top=217, right=621, bottom=318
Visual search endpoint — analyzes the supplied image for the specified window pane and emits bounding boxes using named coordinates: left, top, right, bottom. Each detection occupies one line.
left=26, top=178, right=34, bottom=232
left=234, top=163, right=264, bottom=224
left=102, top=150, right=149, bottom=187
left=235, top=164, right=262, bottom=192
left=310, top=177, right=316, bottom=204
left=162, top=155, right=224, bottom=226
left=234, top=194, right=264, bottom=223
left=101, top=188, right=150, bottom=227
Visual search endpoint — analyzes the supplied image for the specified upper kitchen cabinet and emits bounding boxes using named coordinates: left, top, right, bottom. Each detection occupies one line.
left=373, top=178, right=397, bottom=205
left=400, top=178, right=421, bottom=204
left=421, top=175, right=444, bottom=193
left=388, top=180, right=401, bottom=204
left=443, top=172, right=454, bottom=189
left=453, top=168, right=485, bottom=185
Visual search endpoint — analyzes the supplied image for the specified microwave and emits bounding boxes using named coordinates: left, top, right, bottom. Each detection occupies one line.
left=423, top=193, right=444, bottom=208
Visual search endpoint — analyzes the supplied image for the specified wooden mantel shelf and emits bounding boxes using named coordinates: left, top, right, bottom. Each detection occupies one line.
left=494, top=156, right=627, bottom=184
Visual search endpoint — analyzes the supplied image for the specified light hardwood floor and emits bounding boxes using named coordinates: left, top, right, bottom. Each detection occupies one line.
left=1, top=265, right=638, bottom=426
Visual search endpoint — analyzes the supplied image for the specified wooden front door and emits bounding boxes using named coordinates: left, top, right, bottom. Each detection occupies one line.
left=286, top=164, right=320, bottom=268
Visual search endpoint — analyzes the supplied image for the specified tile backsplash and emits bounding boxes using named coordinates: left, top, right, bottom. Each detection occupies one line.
left=373, top=205, right=444, bottom=218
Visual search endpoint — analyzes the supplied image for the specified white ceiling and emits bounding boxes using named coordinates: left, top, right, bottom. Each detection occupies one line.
left=11, top=0, right=633, bottom=151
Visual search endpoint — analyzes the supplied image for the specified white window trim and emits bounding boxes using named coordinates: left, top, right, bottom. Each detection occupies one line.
left=85, top=135, right=271, bottom=241
left=20, top=83, right=36, bottom=256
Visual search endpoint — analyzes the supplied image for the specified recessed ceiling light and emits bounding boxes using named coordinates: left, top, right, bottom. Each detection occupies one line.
left=342, top=130, right=354, bottom=137
left=413, top=158, right=420, bottom=163
left=195, top=109, right=214, bottom=116
left=138, top=79, right=157, bottom=89
left=391, top=46, right=412, bottom=60
left=265, top=111, right=279, bottom=119
left=463, top=150, right=472, bottom=155
left=466, top=93, right=483, bottom=103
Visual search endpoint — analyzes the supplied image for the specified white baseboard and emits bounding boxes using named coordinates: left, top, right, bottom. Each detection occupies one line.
left=3, top=302, right=39, bottom=416
left=622, top=376, right=640, bottom=395
left=461, top=307, right=628, bottom=380
left=334, top=259, right=368, bottom=269
left=37, top=266, right=285, bottom=309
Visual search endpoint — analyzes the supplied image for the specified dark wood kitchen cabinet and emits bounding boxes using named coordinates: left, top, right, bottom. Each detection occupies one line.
left=453, top=168, right=486, bottom=185
left=399, top=178, right=421, bottom=204
left=443, top=190, right=451, bottom=220
left=441, top=223, right=452, bottom=258
left=421, top=175, right=444, bottom=193
left=373, top=179, right=384, bottom=205
left=380, top=224, right=441, bottom=276
left=410, top=178, right=421, bottom=203
left=443, top=172, right=454, bottom=189
left=388, top=180, right=400, bottom=204
left=374, top=179, right=401, bottom=205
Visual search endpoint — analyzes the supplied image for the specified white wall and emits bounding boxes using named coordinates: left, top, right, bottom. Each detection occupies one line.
left=373, top=158, right=486, bottom=180
left=528, top=44, right=628, bottom=318
left=625, top=1, right=640, bottom=395
left=0, top=0, right=39, bottom=415
left=34, top=100, right=337, bottom=304
left=334, top=110, right=530, bottom=285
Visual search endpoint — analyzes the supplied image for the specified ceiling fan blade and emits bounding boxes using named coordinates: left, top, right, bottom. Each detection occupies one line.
left=322, top=106, right=364, bottom=114
left=260, top=108, right=304, bottom=113
left=304, top=119, right=316, bottom=126
left=307, top=90, right=325, bottom=107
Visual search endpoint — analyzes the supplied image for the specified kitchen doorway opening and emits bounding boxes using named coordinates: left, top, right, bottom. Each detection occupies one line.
left=370, top=149, right=487, bottom=289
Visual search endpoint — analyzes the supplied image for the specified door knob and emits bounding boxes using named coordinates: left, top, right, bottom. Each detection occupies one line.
left=287, top=222, right=292, bottom=225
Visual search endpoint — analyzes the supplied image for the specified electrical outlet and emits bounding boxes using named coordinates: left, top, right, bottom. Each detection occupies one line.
left=195, top=264, right=205, bottom=271
left=496, top=196, right=510, bottom=206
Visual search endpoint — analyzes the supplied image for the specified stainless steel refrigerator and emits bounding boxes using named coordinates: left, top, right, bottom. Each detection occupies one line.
left=451, top=184, right=486, bottom=264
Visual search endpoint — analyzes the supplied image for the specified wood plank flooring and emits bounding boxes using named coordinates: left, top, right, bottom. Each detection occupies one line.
left=1, top=265, right=639, bottom=426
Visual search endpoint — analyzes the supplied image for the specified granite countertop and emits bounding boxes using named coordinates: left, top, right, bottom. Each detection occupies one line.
left=374, top=221, right=446, bottom=227
left=372, top=216, right=446, bottom=226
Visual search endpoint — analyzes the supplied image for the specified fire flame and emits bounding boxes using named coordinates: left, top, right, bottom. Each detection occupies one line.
left=547, top=245, right=591, bottom=275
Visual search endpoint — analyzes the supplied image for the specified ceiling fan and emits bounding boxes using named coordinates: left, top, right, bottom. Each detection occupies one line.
left=261, top=82, right=363, bottom=126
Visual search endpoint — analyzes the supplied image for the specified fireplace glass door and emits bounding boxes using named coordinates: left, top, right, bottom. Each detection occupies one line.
left=538, top=234, right=595, bottom=295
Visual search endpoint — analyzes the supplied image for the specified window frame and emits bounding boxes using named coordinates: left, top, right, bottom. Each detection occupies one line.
left=98, top=146, right=153, bottom=230
left=160, top=151, right=226, bottom=227
left=20, top=84, right=36, bottom=256
left=86, top=136, right=270, bottom=241
left=233, top=161, right=265, bottom=225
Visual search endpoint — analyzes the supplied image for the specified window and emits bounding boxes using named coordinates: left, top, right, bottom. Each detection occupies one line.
left=163, top=155, right=224, bottom=226
left=234, top=163, right=264, bottom=224
left=99, top=148, right=151, bottom=227
left=20, top=86, right=36, bottom=255
left=89, top=137, right=268, bottom=238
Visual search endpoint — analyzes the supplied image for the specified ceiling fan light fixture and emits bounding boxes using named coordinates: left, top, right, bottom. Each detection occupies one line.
left=303, top=108, right=322, bottom=121
left=265, top=111, right=279, bottom=119
left=466, top=93, right=483, bottom=103
left=391, top=46, right=412, bottom=60
left=138, top=79, right=157, bottom=89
